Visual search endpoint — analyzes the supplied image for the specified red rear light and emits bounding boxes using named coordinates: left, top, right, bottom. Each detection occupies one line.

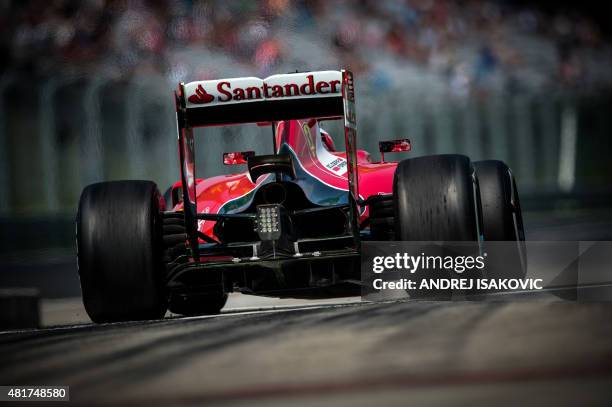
left=223, top=151, right=255, bottom=165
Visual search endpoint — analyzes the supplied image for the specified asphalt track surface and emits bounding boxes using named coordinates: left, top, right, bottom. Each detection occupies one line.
left=1, top=210, right=612, bottom=406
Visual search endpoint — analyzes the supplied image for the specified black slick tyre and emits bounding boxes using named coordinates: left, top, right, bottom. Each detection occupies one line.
left=77, top=180, right=167, bottom=323
left=394, top=154, right=480, bottom=241
left=474, top=160, right=527, bottom=279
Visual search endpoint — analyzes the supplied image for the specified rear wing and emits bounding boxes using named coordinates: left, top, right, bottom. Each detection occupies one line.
left=174, top=70, right=358, bottom=259
left=177, top=71, right=344, bottom=126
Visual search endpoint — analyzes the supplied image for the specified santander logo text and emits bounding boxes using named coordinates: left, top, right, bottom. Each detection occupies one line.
left=185, top=72, right=342, bottom=107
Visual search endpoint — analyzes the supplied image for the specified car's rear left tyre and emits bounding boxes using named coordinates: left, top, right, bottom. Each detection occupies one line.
left=77, top=180, right=167, bottom=323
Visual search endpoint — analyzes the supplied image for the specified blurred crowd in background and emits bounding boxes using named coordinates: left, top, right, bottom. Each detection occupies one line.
left=2, top=0, right=611, bottom=97
left=1, top=0, right=611, bottom=218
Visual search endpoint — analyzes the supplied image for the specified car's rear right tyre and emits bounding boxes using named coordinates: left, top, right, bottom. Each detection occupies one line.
left=394, top=154, right=480, bottom=241
left=474, top=160, right=527, bottom=280
left=392, top=154, right=482, bottom=299
left=473, top=160, right=525, bottom=242
left=77, top=180, right=167, bottom=323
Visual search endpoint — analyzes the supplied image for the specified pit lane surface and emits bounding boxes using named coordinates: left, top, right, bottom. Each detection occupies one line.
left=1, top=210, right=612, bottom=406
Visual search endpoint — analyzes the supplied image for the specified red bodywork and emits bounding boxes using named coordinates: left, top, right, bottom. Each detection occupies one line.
left=171, top=118, right=399, bottom=241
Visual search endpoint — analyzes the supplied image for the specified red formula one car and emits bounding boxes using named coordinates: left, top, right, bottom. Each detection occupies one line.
left=77, top=70, right=525, bottom=322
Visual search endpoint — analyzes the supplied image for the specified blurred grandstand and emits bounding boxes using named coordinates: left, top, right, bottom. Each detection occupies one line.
left=3, top=0, right=611, bottom=92
left=0, top=0, right=611, bottom=221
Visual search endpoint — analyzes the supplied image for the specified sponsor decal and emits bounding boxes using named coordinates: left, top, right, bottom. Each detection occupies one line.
left=344, top=70, right=355, bottom=102
left=185, top=71, right=342, bottom=107
left=342, top=71, right=357, bottom=129
left=325, top=157, right=347, bottom=174
left=188, top=85, right=214, bottom=104
left=311, top=122, right=348, bottom=177
left=215, top=75, right=340, bottom=102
